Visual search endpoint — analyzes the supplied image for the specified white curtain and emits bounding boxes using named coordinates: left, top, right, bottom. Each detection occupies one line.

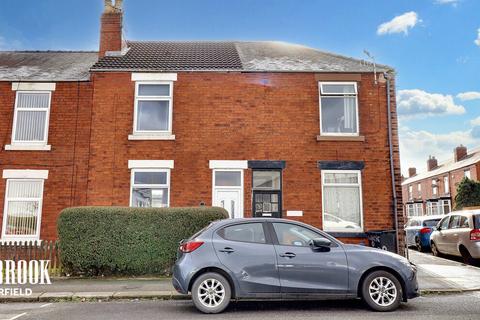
left=343, top=97, right=356, bottom=132
left=324, top=186, right=361, bottom=227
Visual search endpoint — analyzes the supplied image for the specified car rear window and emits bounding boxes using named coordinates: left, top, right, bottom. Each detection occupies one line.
left=423, top=219, right=440, bottom=227
left=474, top=214, right=480, bottom=229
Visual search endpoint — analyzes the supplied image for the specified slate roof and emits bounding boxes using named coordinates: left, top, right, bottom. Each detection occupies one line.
left=91, top=41, right=392, bottom=73
left=0, top=51, right=98, bottom=81
left=402, top=147, right=480, bottom=186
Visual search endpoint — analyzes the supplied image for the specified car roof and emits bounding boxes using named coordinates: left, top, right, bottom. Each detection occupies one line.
left=211, top=218, right=314, bottom=227
left=444, top=209, right=480, bottom=217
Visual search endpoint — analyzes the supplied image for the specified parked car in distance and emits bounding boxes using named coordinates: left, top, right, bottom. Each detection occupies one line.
left=173, top=218, right=418, bottom=313
left=430, top=210, right=480, bottom=264
left=405, top=215, right=443, bottom=252
left=324, top=212, right=361, bottom=230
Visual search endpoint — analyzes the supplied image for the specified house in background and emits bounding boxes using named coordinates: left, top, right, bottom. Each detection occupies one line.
left=0, top=0, right=404, bottom=253
left=402, top=145, right=480, bottom=218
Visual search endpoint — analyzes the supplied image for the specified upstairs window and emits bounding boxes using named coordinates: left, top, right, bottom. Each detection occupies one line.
left=464, top=170, right=471, bottom=179
left=408, top=185, right=413, bottom=200
left=319, top=82, right=359, bottom=136
left=432, top=179, right=438, bottom=196
left=443, top=176, right=449, bottom=194
left=134, top=82, right=173, bottom=134
left=10, top=91, right=52, bottom=149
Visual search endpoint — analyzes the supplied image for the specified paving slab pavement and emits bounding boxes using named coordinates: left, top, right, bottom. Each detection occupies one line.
left=408, top=249, right=480, bottom=292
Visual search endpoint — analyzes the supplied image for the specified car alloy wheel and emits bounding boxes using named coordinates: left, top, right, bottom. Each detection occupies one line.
left=362, top=270, right=402, bottom=311
left=191, top=272, right=231, bottom=314
left=431, top=242, right=439, bottom=257
left=369, top=277, right=397, bottom=307
left=198, top=278, right=225, bottom=308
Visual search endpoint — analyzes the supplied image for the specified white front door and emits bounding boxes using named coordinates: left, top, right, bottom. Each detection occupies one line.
left=214, top=189, right=242, bottom=218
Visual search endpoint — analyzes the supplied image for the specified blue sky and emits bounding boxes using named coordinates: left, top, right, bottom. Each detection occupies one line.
left=1, top=0, right=479, bottom=174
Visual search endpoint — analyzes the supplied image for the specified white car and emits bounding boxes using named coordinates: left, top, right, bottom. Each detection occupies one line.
left=324, top=213, right=360, bottom=229
left=430, top=210, right=480, bottom=264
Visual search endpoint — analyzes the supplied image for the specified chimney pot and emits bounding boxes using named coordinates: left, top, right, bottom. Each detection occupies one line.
left=427, top=156, right=438, bottom=172
left=408, top=167, right=417, bottom=177
left=454, top=145, right=467, bottom=162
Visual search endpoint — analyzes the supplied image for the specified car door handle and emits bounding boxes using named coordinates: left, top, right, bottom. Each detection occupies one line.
left=279, top=252, right=296, bottom=258
left=219, top=247, right=235, bottom=253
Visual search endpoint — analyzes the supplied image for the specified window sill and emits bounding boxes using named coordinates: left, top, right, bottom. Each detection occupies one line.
left=4, top=144, right=51, bottom=151
left=316, top=135, right=365, bottom=142
left=128, top=134, right=176, bottom=141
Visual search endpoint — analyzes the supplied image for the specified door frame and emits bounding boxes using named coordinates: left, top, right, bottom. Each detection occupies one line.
left=211, top=168, right=244, bottom=218
left=251, top=169, right=283, bottom=218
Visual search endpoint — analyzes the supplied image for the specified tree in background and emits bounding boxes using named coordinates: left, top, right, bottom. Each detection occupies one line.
left=454, top=177, right=480, bottom=210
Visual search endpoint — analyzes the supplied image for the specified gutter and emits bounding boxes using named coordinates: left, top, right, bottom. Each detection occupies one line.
left=384, top=72, right=400, bottom=255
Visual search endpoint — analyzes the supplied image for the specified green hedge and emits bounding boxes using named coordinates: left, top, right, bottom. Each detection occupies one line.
left=57, top=206, right=228, bottom=276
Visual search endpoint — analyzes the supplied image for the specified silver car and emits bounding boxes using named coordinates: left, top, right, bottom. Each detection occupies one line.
left=430, top=210, right=480, bottom=264
left=172, top=218, right=418, bottom=313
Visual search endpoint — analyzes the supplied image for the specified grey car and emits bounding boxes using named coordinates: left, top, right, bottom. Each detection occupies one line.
left=172, top=218, right=418, bottom=313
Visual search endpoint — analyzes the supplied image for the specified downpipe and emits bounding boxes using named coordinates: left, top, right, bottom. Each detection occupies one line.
left=384, top=72, right=401, bottom=257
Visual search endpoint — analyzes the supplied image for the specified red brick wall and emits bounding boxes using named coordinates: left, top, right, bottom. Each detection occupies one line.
left=0, top=81, right=93, bottom=240
left=87, top=71, right=403, bottom=249
left=0, top=71, right=403, bottom=253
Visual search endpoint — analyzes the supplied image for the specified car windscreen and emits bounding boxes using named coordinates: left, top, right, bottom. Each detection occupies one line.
left=423, top=219, right=441, bottom=227
left=474, top=214, right=480, bottom=229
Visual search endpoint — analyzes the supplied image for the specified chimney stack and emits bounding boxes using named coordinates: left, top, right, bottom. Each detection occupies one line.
left=99, top=0, right=123, bottom=58
left=427, top=156, right=438, bottom=171
left=454, top=145, right=467, bottom=162
left=408, top=167, right=417, bottom=177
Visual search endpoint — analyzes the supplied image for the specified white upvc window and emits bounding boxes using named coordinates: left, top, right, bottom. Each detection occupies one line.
left=130, top=168, right=171, bottom=208
left=464, top=169, right=471, bottom=179
left=432, top=179, right=438, bottom=196
left=2, top=170, right=48, bottom=242
left=406, top=204, right=415, bottom=217
left=440, top=199, right=451, bottom=215
left=443, top=176, right=449, bottom=194
left=415, top=203, right=423, bottom=216
left=133, top=81, right=173, bottom=135
left=7, top=87, right=54, bottom=151
left=417, top=183, right=422, bottom=193
left=426, top=201, right=439, bottom=215
left=321, top=170, right=363, bottom=232
left=408, top=185, right=413, bottom=200
left=319, top=82, right=359, bottom=136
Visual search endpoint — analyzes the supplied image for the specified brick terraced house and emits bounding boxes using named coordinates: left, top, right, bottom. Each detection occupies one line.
left=402, top=145, right=480, bottom=218
left=0, top=1, right=404, bottom=253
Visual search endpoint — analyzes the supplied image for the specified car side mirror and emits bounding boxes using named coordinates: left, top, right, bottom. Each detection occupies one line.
left=436, top=226, right=441, bottom=231
left=309, top=238, right=332, bottom=252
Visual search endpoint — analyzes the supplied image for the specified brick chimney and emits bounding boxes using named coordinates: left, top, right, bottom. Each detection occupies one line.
left=408, top=167, right=417, bottom=177
left=99, top=0, right=123, bottom=58
left=427, top=156, right=438, bottom=171
left=454, top=145, right=467, bottom=162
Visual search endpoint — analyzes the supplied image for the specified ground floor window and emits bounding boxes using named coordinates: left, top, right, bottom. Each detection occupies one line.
left=2, top=175, right=46, bottom=241
left=426, top=201, right=439, bottom=215
left=130, top=169, right=170, bottom=208
left=321, top=170, right=363, bottom=232
left=406, top=203, right=423, bottom=217
left=426, top=199, right=451, bottom=215
left=440, top=199, right=451, bottom=215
